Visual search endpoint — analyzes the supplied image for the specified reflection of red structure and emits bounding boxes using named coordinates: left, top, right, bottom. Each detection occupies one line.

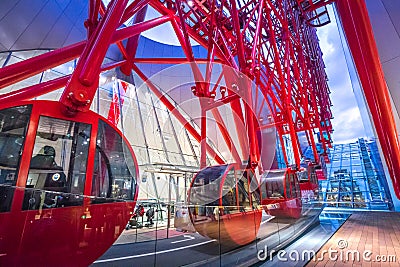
left=316, top=170, right=326, bottom=180
left=188, top=164, right=262, bottom=246
left=260, top=169, right=302, bottom=219
left=0, top=101, right=139, bottom=266
left=298, top=162, right=320, bottom=198
left=107, top=80, right=128, bottom=126
left=0, top=0, right=334, bottom=171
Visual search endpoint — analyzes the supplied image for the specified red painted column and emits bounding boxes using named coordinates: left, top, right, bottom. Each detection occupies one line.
left=336, top=0, right=400, bottom=199
left=200, top=101, right=207, bottom=169
left=120, top=5, right=148, bottom=75
left=60, top=0, right=129, bottom=113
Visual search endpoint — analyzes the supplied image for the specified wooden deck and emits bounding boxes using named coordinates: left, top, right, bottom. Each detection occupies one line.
left=307, top=212, right=400, bottom=266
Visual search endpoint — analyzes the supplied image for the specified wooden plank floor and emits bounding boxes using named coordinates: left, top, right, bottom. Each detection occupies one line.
left=307, top=212, right=400, bottom=266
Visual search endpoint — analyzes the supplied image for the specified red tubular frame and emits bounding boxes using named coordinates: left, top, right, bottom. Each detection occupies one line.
left=0, top=42, right=85, bottom=89
left=336, top=0, right=400, bottom=199
left=60, top=0, right=131, bottom=111
left=150, top=0, right=332, bottom=168
left=0, top=61, right=124, bottom=103
left=0, top=0, right=335, bottom=174
left=0, top=16, right=171, bottom=90
left=120, top=5, right=148, bottom=75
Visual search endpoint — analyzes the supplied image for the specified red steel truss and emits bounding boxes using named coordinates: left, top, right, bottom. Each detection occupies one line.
left=0, top=0, right=334, bottom=172
left=296, top=0, right=335, bottom=27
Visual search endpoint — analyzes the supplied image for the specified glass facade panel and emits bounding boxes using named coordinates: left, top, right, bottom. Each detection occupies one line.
left=122, top=99, right=146, bottom=148
left=91, top=120, right=137, bottom=203
left=24, top=116, right=91, bottom=210
left=0, top=105, right=32, bottom=212
left=0, top=52, right=10, bottom=67
left=322, top=138, right=391, bottom=210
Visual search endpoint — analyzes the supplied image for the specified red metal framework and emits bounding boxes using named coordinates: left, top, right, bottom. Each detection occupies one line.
left=296, top=0, right=335, bottom=27
left=0, top=0, right=333, bottom=173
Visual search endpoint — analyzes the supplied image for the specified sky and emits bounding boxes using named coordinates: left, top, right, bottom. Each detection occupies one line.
left=316, top=6, right=370, bottom=144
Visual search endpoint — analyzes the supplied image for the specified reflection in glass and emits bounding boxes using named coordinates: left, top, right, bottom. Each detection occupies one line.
left=91, top=120, right=137, bottom=203
left=261, top=170, right=302, bottom=219
left=189, top=164, right=262, bottom=246
left=23, top=116, right=91, bottom=210
left=0, top=105, right=32, bottom=212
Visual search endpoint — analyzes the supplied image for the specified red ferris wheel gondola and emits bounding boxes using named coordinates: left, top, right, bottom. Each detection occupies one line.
left=188, top=164, right=262, bottom=246
left=298, top=161, right=320, bottom=199
left=0, top=1, right=144, bottom=264
left=0, top=100, right=139, bottom=266
left=260, top=169, right=302, bottom=219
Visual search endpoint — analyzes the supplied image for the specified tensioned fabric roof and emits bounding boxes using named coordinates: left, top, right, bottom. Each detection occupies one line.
left=0, top=0, right=87, bottom=52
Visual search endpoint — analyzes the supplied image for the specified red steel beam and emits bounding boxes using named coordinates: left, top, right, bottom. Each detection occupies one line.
left=133, top=58, right=217, bottom=64
left=99, top=0, right=129, bottom=59
left=0, top=16, right=171, bottom=90
left=0, top=42, right=84, bottom=89
left=228, top=0, right=247, bottom=70
left=222, top=67, right=249, bottom=161
left=336, top=0, right=400, bottom=199
left=87, top=0, right=101, bottom=36
left=0, top=76, right=70, bottom=103
left=120, top=5, right=148, bottom=75
left=264, top=2, right=302, bottom=167
left=172, top=3, right=206, bottom=97
left=170, top=4, right=248, bottom=166
left=60, top=0, right=130, bottom=111
left=200, top=100, right=208, bottom=168
left=210, top=108, right=242, bottom=164
left=0, top=61, right=125, bottom=103
left=121, top=0, right=151, bottom=24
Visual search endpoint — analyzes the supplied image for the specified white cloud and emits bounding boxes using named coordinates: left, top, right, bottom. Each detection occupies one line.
left=317, top=6, right=368, bottom=144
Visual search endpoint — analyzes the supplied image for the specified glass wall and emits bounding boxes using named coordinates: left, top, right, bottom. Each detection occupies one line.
left=94, top=203, right=322, bottom=266
left=321, top=138, right=392, bottom=210
left=0, top=40, right=321, bottom=266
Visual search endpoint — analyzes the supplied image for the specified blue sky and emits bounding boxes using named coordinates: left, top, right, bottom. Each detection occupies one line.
left=316, top=6, right=370, bottom=144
